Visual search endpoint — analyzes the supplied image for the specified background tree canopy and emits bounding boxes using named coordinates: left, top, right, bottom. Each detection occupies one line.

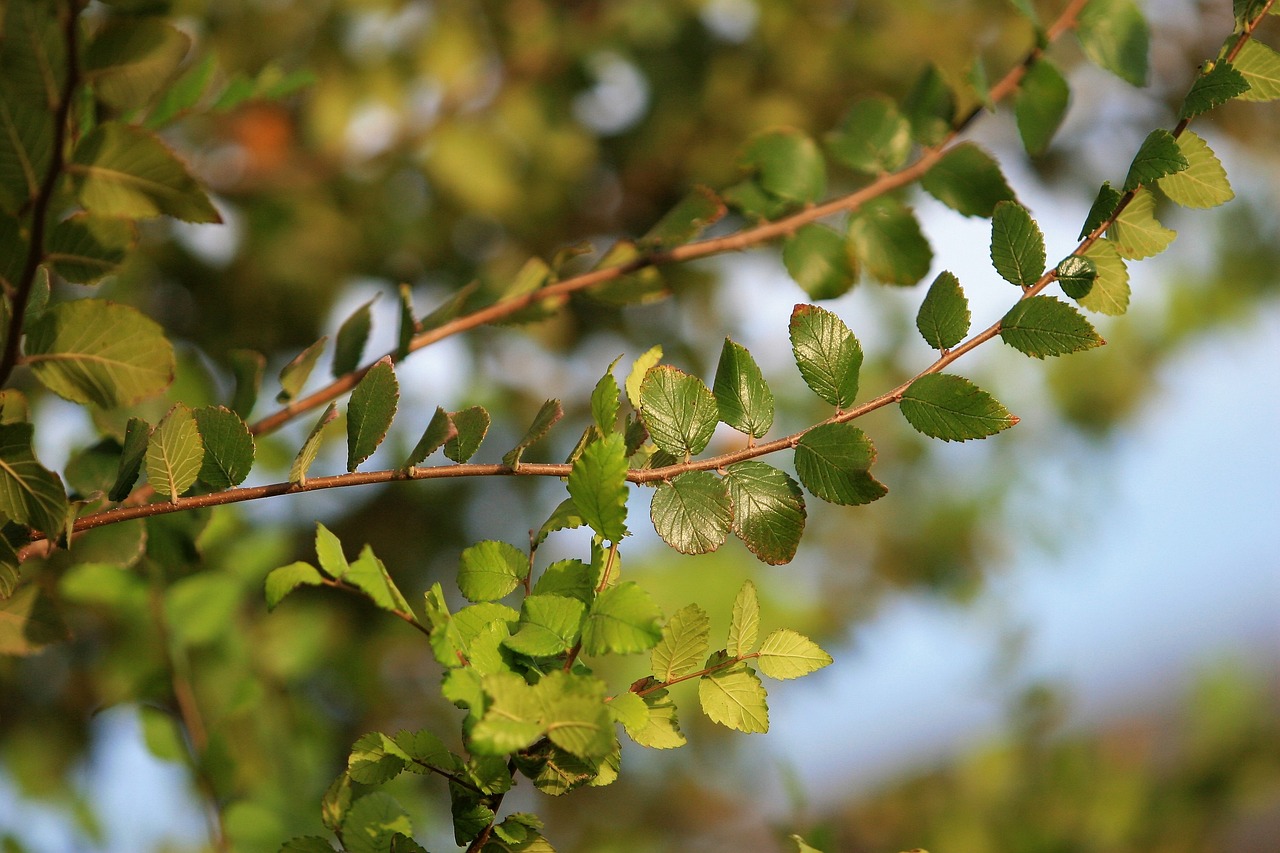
left=1, top=0, right=1278, bottom=851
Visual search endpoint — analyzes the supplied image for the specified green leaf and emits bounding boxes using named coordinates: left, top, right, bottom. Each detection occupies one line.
left=402, top=406, right=456, bottom=469
left=146, top=405, right=204, bottom=500
left=727, top=580, right=760, bottom=658
left=788, top=304, right=863, bottom=409
left=457, top=540, right=527, bottom=603
left=712, top=339, right=774, bottom=438
left=24, top=299, right=174, bottom=408
left=289, top=402, right=337, bottom=486
left=641, top=186, right=725, bottom=248
left=1008, top=0, right=1040, bottom=23
left=279, top=838, right=336, bottom=853
left=264, top=561, right=325, bottom=611
left=277, top=337, right=327, bottom=404
left=847, top=197, right=933, bottom=286
left=630, top=689, right=685, bottom=749
left=782, top=223, right=858, bottom=301
left=346, top=544, right=413, bottom=614
left=899, top=374, right=1017, bottom=441
left=1108, top=188, right=1176, bottom=259
left=723, top=462, right=806, bottom=566
left=567, top=432, right=629, bottom=542
left=108, top=417, right=151, bottom=502
left=722, top=178, right=795, bottom=222
left=346, top=358, right=398, bottom=472
left=396, top=283, right=416, bottom=358
left=1076, top=0, right=1149, bottom=86
left=68, top=123, right=219, bottom=222
left=146, top=52, right=216, bottom=128
left=503, top=399, right=563, bottom=468
left=903, top=64, right=955, bottom=145
left=757, top=629, right=833, bottom=680
left=990, top=201, right=1046, bottom=288
left=1015, top=59, right=1070, bottom=156
left=916, top=270, right=971, bottom=351
left=532, top=558, right=594, bottom=606
left=0, top=422, right=68, bottom=539
left=1079, top=181, right=1123, bottom=239
left=825, top=95, right=912, bottom=174
left=652, top=603, right=711, bottom=682
left=1001, top=296, right=1105, bottom=359
left=650, top=472, right=733, bottom=555
left=503, top=594, right=585, bottom=657
left=586, top=241, right=668, bottom=306
left=625, top=345, right=663, bottom=410
left=920, top=143, right=1016, bottom=218
left=193, top=405, right=254, bottom=489
left=590, top=364, right=621, bottom=434
left=0, top=585, right=69, bottom=655
left=582, top=581, right=662, bottom=656
left=639, top=365, right=718, bottom=457
left=1055, top=255, right=1097, bottom=300
left=394, top=728, right=463, bottom=777
left=738, top=127, right=826, bottom=204
left=83, top=18, right=190, bottom=112
left=1158, top=131, right=1234, bottom=209
left=789, top=834, right=825, bottom=853
left=342, top=792, right=413, bottom=853
left=332, top=297, right=376, bottom=378
left=228, top=349, right=265, bottom=420
left=1233, top=40, right=1280, bottom=102
left=1078, top=239, right=1131, bottom=315
left=793, top=423, right=887, bottom=506
left=1179, top=61, right=1250, bottom=119
left=470, top=671, right=545, bottom=755
left=348, top=732, right=411, bottom=785
left=540, top=671, right=614, bottom=759
left=699, top=664, right=769, bottom=733
left=443, top=406, right=489, bottom=463
left=46, top=214, right=136, bottom=285
left=0, top=534, right=18, bottom=599
left=1123, top=129, right=1188, bottom=192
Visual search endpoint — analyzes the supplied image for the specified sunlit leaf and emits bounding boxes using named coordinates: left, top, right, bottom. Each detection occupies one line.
left=582, top=581, right=662, bottom=656
left=793, top=422, right=887, bottom=506
left=788, top=304, right=863, bottom=409
left=1123, top=129, right=1188, bottom=192
left=277, top=337, right=327, bottom=404
left=990, top=201, right=1046, bottom=288
left=145, top=404, right=204, bottom=500
left=289, top=403, right=337, bottom=486
left=712, top=339, right=774, bottom=438
left=1078, top=239, right=1131, bottom=315
left=1159, top=131, right=1233, bottom=209
left=264, top=561, right=325, bottom=611
left=1000, top=296, right=1104, bottom=358
left=650, top=471, right=733, bottom=555
left=639, top=365, right=718, bottom=457
left=727, top=579, right=760, bottom=658
left=698, top=663, right=768, bottom=733
left=757, top=629, right=833, bottom=680
left=1233, top=40, right=1280, bottom=102
left=457, top=540, right=527, bottom=603
left=652, top=603, right=711, bottom=682
left=738, top=127, right=825, bottom=204
left=567, top=432, right=628, bottom=542
left=1108, top=187, right=1176, bottom=259
left=503, top=594, right=585, bottom=657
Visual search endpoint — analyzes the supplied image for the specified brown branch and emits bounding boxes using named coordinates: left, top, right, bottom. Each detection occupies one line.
left=0, top=1, right=82, bottom=386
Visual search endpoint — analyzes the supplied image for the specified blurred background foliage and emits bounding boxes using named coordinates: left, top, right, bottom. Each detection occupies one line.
left=1, top=0, right=1278, bottom=850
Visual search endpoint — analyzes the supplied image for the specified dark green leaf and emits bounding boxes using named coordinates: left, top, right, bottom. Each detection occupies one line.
left=639, top=365, right=718, bottom=457
left=641, top=186, right=725, bottom=248
left=194, top=405, right=254, bottom=490
left=1233, top=40, right=1280, bottom=102
left=1015, top=59, right=1070, bottom=156
left=1123, top=129, right=1188, bottom=192
left=738, top=127, right=826, bottom=204
left=1076, top=0, right=1149, bottom=86
left=789, top=304, right=863, bottom=409
left=146, top=405, right=204, bottom=500
left=990, top=201, right=1046, bottom=287
left=402, top=406, right=456, bottom=469
left=1180, top=61, right=1250, bottom=119
left=289, top=403, right=337, bottom=486
left=793, top=423, right=887, bottom=506
left=0, top=422, right=68, bottom=539
left=782, top=223, right=858, bottom=300
left=264, top=561, right=325, bottom=611
left=650, top=471, right=733, bottom=555
left=903, top=64, right=956, bottom=145
left=346, top=358, right=398, bottom=472
left=457, top=540, right=527, bottom=603
left=1079, top=181, right=1123, bottom=239
left=46, top=214, right=136, bottom=285
left=443, top=406, right=490, bottom=463
left=1000, top=296, right=1105, bottom=358
left=277, top=337, right=327, bottom=404
left=698, top=663, right=768, bottom=733
left=567, top=432, right=628, bottom=542
left=25, top=300, right=175, bottom=408
left=108, top=417, right=151, bottom=502
left=1108, top=187, right=1176, bottom=259
left=916, top=270, right=971, bottom=351
left=1159, top=131, right=1233, bottom=208
left=503, top=399, right=563, bottom=468
left=278, top=838, right=335, bottom=853
left=713, top=339, right=774, bottom=438
left=228, top=349, right=265, bottom=420
left=846, top=197, right=933, bottom=286
left=1077, top=239, right=1131, bottom=315
left=899, top=373, right=1017, bottom=441
left=582, top=581, right=662, bottom=655
left=332, top=297, right=376, bottom=378
left=396, top=283, right=416, bottom=358
left=920, top=143, right=1016, bottom=217
left=83, top=18, right=190, bottom=112
left=723, top=462, right=806, bottom=565
left=825, top=95, right=912, bottom=173
left=1055, top=255, right=1097, bottom=300
left=68, top=123, right=219, bottom=222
